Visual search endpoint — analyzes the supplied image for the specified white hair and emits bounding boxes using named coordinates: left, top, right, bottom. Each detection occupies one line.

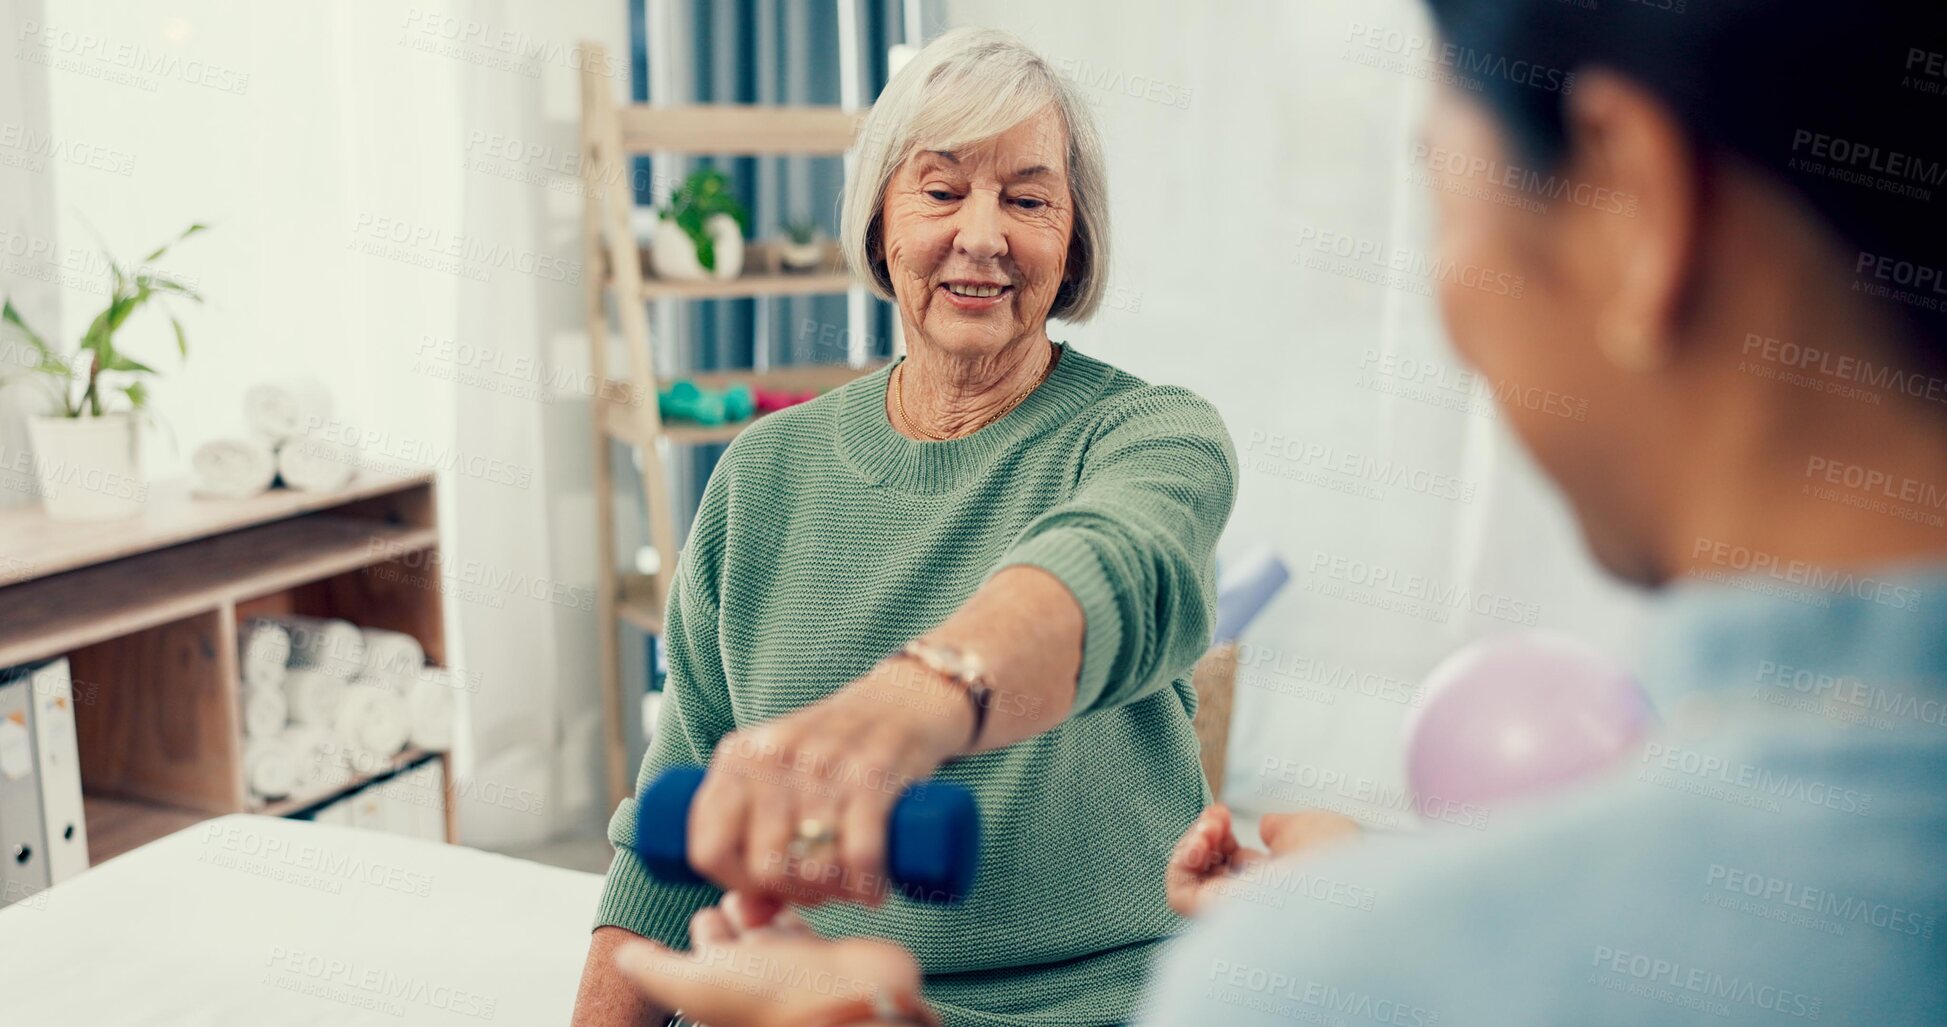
left=840, top=27, right=1110, bottom=322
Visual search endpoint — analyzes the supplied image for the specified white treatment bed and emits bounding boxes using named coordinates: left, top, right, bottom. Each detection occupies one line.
left=0, top=814, right=605, bottom=1025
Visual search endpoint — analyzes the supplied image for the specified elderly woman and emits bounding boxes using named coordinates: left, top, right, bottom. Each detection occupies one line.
left=570, top=27, right=1237, bottom=1027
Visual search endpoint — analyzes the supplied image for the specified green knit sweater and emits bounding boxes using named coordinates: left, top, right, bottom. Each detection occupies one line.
left=596, top=342, right=1237, bottom=1027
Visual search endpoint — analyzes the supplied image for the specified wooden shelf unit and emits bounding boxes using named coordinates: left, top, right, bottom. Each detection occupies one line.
left=0, top=472, right=456, bottom=863
left=255, top=745, right=442, bottom=818
left=599, top=362, right=882, bottom=448
left=79, top=795, right=213, bottom=866
left=623, top=241, right=856, bottom=301
left=614, top=572, right=668, bottom=636
left=579, top=44, right=889, bottom=806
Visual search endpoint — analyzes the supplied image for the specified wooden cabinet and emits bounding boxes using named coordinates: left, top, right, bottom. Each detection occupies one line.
left=0, top=472, right=453, bottom=863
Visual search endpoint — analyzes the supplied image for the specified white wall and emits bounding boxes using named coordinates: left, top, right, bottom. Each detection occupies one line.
left=940, top=0, right=1652, bottom=827
left=2, top=0, right=628, bottom=845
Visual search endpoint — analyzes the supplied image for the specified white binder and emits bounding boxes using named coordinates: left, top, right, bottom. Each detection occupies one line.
left=26, top=659, right=89, bottom=881
left=313, top=795, right=356, bottom=826
left=351, top=759, right=444, bottom=841
left=0, top=666, right=49, bottom=908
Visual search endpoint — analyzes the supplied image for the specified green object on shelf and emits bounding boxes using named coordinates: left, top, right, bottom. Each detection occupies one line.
left=722, top=383, right=755, bottom=422
left=660, top=169, right=749, bottom=272
left=659, top=380, right=756, bottom=427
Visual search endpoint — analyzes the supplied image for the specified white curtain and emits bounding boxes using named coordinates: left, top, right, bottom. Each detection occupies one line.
left=939, top=0, right=1652, bottom=827
left=2, top=0, right=630, bottom=845
left=0, top=0, right=59, bottom=511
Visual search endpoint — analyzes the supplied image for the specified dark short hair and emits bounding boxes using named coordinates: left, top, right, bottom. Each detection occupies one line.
left=1422, top=0, right=1947, bottom=355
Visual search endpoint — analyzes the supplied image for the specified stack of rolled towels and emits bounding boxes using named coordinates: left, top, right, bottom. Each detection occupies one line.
left=238, top=615, right=457, bottom=804
left=192, top=379, right=360, bottom=500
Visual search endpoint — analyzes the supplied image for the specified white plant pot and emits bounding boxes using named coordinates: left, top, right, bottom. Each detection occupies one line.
left=648, top=220, right=703, bottom=280
left=710, top=217, right=744, bottom=280
left=778, top=236, right=826, bottom=272
left=25, top=412, right=148, bottom=522
left=628, top=207, right=662, bottom=249
left=649, top=214, right=744, bottom=282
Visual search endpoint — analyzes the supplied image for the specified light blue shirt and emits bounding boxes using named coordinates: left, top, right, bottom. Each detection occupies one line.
left=1141, top=567, right=1947, bottom=1026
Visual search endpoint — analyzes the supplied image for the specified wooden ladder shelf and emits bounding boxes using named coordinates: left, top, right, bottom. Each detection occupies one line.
left=578, top=44, right=887, bottom=808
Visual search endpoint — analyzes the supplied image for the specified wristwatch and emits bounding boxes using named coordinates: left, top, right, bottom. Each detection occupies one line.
left=889, top=636, right=994, bottom=751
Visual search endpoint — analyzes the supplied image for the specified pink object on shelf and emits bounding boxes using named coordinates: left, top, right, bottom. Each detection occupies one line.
left=753, top=387, right=821, bottom=415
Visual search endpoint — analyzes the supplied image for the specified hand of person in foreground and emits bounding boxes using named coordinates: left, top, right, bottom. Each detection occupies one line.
left=1166, top=804, right=1364, bottom=917
left=612, top=891, right=932, bottom=1027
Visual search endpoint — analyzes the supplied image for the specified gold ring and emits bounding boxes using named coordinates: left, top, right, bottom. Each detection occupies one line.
left=789, top=817, right=836, bottom=857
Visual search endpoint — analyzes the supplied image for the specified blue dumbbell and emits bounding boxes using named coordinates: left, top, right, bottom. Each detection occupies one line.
left=633, top=765, right=980, bottom=904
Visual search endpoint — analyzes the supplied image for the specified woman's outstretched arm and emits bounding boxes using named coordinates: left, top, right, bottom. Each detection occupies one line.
left=688, top=388, right=1237, bottom=906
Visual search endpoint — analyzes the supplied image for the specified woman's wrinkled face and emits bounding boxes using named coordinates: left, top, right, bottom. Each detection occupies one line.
left=877, top=108, right=1074, bottom=358
left=1424, top=85, right=1664, bottom=582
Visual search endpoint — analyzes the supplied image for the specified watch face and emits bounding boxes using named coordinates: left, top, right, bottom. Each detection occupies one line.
left=912, top=638, right=980, bottom=681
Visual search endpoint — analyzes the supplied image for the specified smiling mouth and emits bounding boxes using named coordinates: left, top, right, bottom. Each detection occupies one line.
left=942, top=282, right=1010, bottom=298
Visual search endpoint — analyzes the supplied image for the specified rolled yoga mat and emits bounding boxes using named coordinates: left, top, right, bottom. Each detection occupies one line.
left=283, top=668, right=347, bottom=729
left=634, top=765, right=980, bottom=904
left=191, top=437, right=277, bottom=500
left=241, top=684, right=290, bottom=740
left=276, top=435, right=358, bottom=492
left=244, top=379, right=332, bottom=443
left=360, top=628, right=426, bottom=680
left=278, top=616, right=365, bottom=679
left=334, top=681, right=411, bottom=762
left=405, top=668, right=457, bottom=753
left=238, top=619, right=293, bottom=690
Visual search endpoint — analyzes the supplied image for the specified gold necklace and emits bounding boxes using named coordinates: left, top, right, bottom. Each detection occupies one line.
left=892, top=345, right=1058, bottom=441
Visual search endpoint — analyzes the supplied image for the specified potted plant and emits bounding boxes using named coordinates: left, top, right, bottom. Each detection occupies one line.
left=650, top=169, right=748, bottom=282
left=2, top=223, right=206, bottom=521
left=777, top=218, right=826, bottom=273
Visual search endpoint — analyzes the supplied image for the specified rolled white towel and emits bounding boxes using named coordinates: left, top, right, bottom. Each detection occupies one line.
left=278, top=616, right=364, bottom=678
left=406, top=668, right=457, bottom=753
left=191, top=437, right=277, bottom=500
left=244, top=379, right=332, bottom=443
left=335, top=681, right=411, bottom=763
left=282, top=725, right=338, bottom=792
left=283, top=668, right=346, bottom=729
left=360, top=628, right=426, bottom=680
left=244, top=736, right=302, bottom=801
left=238, top=619, right=292, bottom=690
left=241, top=684, right=289, bottom=739
left=276, top=435, right=358, bottom=492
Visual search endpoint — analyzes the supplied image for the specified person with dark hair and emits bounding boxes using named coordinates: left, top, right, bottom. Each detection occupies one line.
left=1147, top=1, right=1947, bottom=1022
left=603, top=3, right=1947, bottom=1024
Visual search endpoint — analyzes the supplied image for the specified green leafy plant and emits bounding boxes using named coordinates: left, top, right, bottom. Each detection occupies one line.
left=1, top=223, right=206, bottom=417
left=783, top=218, right=820, bottom=246
left=660, top=169, right=747, bottom=271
